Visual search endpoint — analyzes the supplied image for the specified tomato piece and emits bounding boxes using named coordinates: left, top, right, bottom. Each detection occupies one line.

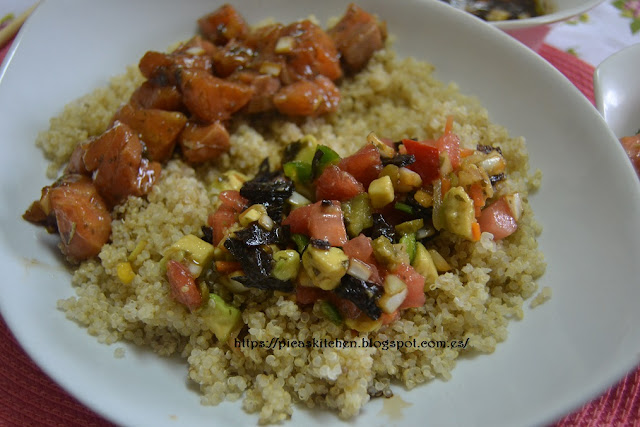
left=308, top=201, right=348, bottom=246
left=315, top=165, right=365, bottom=201
left=437, top=132, right=461, bottom=170
left=402, top=139, right=440, bottom=184
left=342, top=234, right=382, bottom=284
left=327, top=293, right=361, bottom=319
left=208, top=207, right=236, bottom=245
left=282, top=203, right=314, bottom=235
left=394, top=263, right=426, bottom=310
left=338, top=143, right=382, bottom=187
left=166, top=260, right=202, bottom=311
left=380, top=310, right=400, bottom=325
left=342, top=234, right=374, bottom=262
left=219, top=190, right=248, bottom=213
left=477, top=197, right=518, bottom=240
left=295, top=285, right=326, bottom=305
left=283, top=201, right=348, bottom=246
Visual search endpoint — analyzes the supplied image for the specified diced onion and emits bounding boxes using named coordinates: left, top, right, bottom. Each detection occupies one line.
left=347, top=259, right=372, bottom=281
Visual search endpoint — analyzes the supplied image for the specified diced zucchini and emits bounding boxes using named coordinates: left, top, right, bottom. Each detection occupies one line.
left=399, top=233, right=417, bottom=264
left=412, top=243, right=438, bottom=290
left=342, top=193, right=373, bottom=237
left=291, top=234, right=310, bottom=254
left=272, top=250, right=301, bottom=281
left=395, top=219, right=424, bottom=235
left=368, top=175, right=395, bottom=209
left=201, top=294, right=243, bottom=342
left=442, top=187, right=475, bottom=240
left=301, top=246, right=349, bottom=291
left=372, top=236, right=403, bottom=271
left=312, top=145, right=341, bottom=178
left=319, top=300, right=343, bottom=325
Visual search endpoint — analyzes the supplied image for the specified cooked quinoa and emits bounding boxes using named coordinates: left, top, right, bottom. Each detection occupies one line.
left=42, top=48, right=546, bottom=423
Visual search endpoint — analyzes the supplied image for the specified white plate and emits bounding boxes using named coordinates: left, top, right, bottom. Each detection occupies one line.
left=489, top=0, right=604, bottom=31
left=594, top=43, right=640, bottom=138
left=1, top=1, right=639, bottom=426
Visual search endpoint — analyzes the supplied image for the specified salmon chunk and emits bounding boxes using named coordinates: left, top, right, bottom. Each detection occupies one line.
left=83, top=121, right=161, bottom=207
left=178, top=68, right=253, bottom=122
left=273, top=75, right=340, bottom=116
left=24, top=175, right=111, bottom=262
left=112, top=103, right=187, bottom=163
left=178, top=121, right=230, bottom=163
left=198, top=4, right=249, bottom=45
left=329, top=4, right=387, bottom=73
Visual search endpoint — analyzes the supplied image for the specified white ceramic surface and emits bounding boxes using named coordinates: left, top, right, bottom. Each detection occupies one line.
left=1, top=1, right=639, bottom=427
left=594, top=43, right=640, bottom=138
left=489, top=0, right=604, bottom=31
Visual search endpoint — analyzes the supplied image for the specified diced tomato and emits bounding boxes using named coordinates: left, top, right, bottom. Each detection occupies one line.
left=342, top=234, right=382, bottom=284
left=282, top=203, right=314, bottom=234
left=296, top=285, right=327, bottom=305
left=166, top=260, right=202, bottom=311
left=219, top=190, right=248, bottom=212
left=315, top=165, right=365, bottom=201
left=338, top=143, right=382, bottom=187
left=309, top=201, right=348, bottom=246
left=394, top=263, right=426, bottom=310
left=380, top=310, right=400, bottom=325
left=402, top=139, right=440, bottom=184
left=283, top=201, right=348, bottom=246
left=207, top=190, right=248, bottom=245
left=327, top=293, right=362, bottom=319
left=477, top=197, right=518, bottom=240
left=437, top=131, right=461, bottom=171
left=342, top=234, right=374, bottom=262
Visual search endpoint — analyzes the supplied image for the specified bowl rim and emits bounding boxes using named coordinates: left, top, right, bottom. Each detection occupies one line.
left=489, top=0, right=604, bottom=30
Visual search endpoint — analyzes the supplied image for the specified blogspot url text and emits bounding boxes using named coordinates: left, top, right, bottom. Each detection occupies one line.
left=234, top=337, right=470, bottom=350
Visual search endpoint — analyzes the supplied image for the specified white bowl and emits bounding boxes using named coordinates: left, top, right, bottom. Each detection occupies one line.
left=594, top=43, right=640, bottom=138
left=487, top=0, right=605, bottom=50
left=0, top=1, right=639, bottom=426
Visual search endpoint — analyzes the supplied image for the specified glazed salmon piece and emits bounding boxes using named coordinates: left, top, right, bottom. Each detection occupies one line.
left=24, top=175, right=112, bottom=262
left=178, top=68, right=253, bottom=122
left=276, top=20, right=342, bottom=84
left=229, top=70, right=281, bottom=113
left=130, top=81, right=185, bottom=111
left=178, top=121, right=230, bottom=163
left=620, top=134, right=640, bottom=175
left=273, top=75, right=340, bottom=116
left=139, top=51, right=213, bottom=86
left=173, top=35, right=218, bottom=57
left=83, top=122, right=161, bottom=207
left=328, top=3, right=387, bottom=73
left=198, top=4, right=249, bottom=45
left=64, top=141, right=90, bottom=175
left=112, top=103, right=187, bottom=163
left=212, top=39, right=255, bottom=78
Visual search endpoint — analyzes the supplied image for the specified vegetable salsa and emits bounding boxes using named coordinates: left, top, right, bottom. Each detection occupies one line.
left=163, top=118, right=524, bottom=336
